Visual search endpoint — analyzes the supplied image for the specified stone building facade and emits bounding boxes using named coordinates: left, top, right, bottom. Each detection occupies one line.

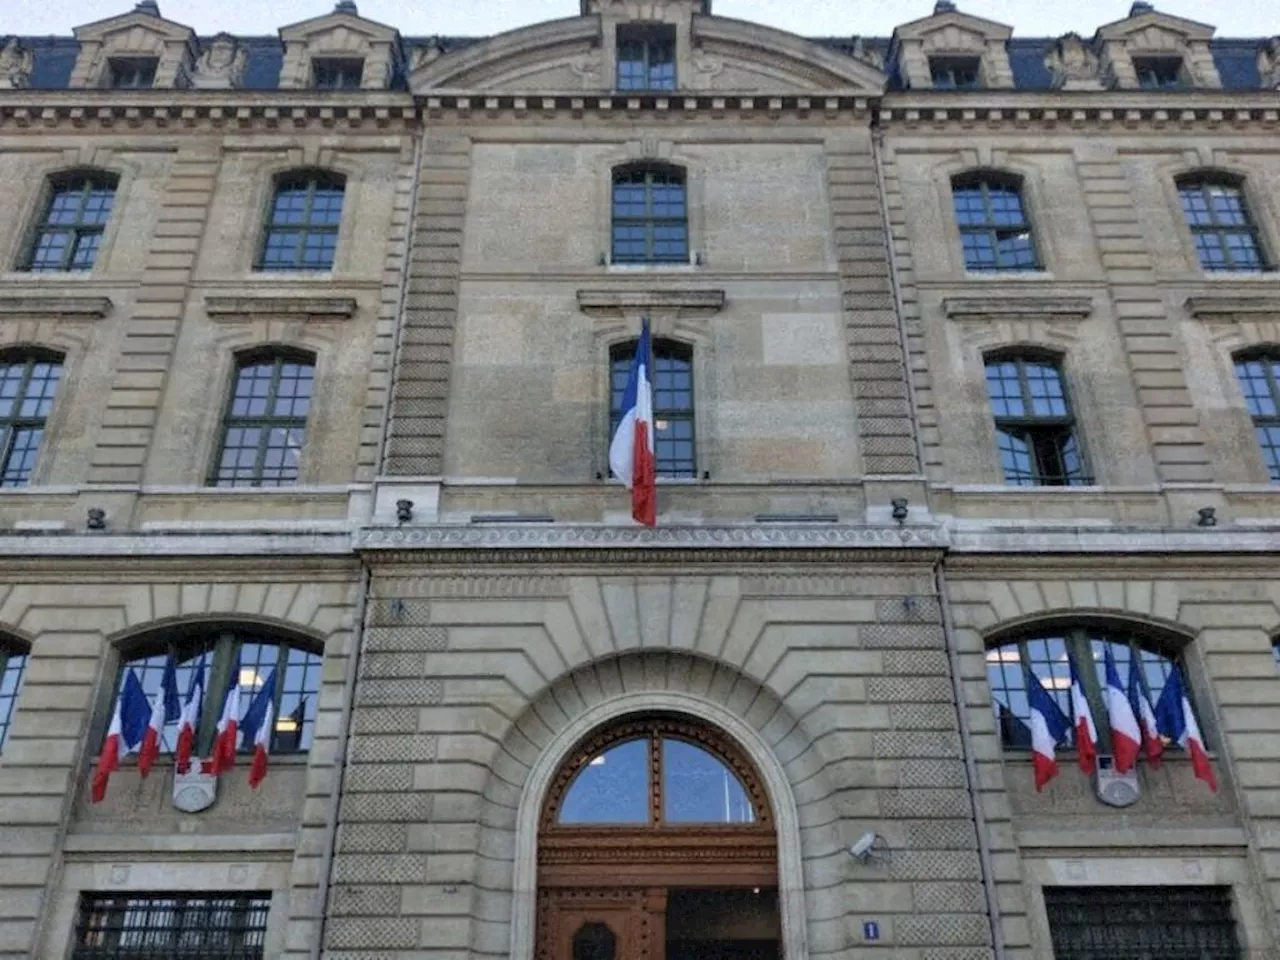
left=0, top=1, right=1277, bottom=958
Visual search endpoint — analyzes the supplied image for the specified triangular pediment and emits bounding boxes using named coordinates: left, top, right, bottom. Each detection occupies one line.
left=893, top=10, right=1013, bottom=43
left=73, top=8, right=194, bottom=44
left=279, top=10, right=398, bottom=45
left=1095, top=10, right=1215, bottom=42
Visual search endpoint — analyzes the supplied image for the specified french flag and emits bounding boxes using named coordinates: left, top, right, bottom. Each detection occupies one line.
left=1156, top=666, right=1217, bottom=792
left=1068, top=656, right=1098, bottom=774
left=242, top=669, right=278, bottom=789
left=91, top=670, right=151, bottom=803
left=137, top=657, right=181, bottom=779
left=1026, top=669, right=1070, bottom=791
left=209, top=653, right=242, bottom=775
left=1128, top=659, right=1163, bottom=768
left=1102, top=646, right=1141, bottom=774
left=175, top=661, right=205, bottom=775
left=608, top=318, right=657, bottom=528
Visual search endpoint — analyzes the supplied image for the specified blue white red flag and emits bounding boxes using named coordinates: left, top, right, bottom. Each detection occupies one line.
left=1127, top=659, right=1163, bottom=768
left=241, top=669, right=278, bottom=789
left=210, top=653, right=242, bottom=775
left=1102, top=646, right=1141, bottom=774
left=138, top=656, right=180, bottom=779
left=1068, top=656, right=1098, bottom=774
left=1155, top=666, right=1216, bottom=792
left=91, top=670, right=150, bottom=803
left=608, top=318, right=657, bottom=527
left=175, top=660, right=205, bottom=774
left=1026, top=669, right=1070, bottom=791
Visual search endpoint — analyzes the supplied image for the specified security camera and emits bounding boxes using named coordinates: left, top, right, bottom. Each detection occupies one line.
left=849, top=831, right=885, bottom=863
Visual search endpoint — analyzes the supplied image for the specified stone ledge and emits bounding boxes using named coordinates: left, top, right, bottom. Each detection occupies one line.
left=945, top=295, right=1093, bottom=319
left=1185, top=293, right=1280, bottom=319
left=1017, top=826, right=1247, bottom=849
left=0, top=295, right=112, bottom=318
left=205, top=295, right=358, bottom=320
left=577, top=288, right=726, bottom=315
left=62, top=833, right=298, bottom=854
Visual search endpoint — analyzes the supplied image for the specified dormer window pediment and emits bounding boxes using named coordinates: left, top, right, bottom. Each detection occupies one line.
left=69, top=4, right=197, bottom=89
left=1094, top=6, right=1221, bottom=89
left=278, top=3, right=401, bottom=91
left=892, top=6, right=1014, bottom=90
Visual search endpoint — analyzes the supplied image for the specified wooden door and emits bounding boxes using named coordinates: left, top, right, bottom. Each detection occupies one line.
left=537, top=888, right=666, bottom=960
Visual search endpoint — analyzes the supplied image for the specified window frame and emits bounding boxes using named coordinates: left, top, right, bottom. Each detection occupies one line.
left=1177, top=175, right=1269, bottom=273
left=311, top=57, right=365, bottom=90
left=73, top=891, right=271, bottom=958
left=610, top=337, right=696, bottom=480
left=610, top=164, right=689, bottom=265
left=256, top=170, right=346, bottom=273
left=210, top=350, right=315, bottom=488
left=1133, top=55, right=1185, bottom=89
left=0, top=640, right=29, bottom=755
left=929, top=55, right=982, bottom=90
left=0, top=349, right=65, bottom=488
left=615, top=23, right=678, bottom=92
left=106, top=57, right=158, bottom=89
left=984, top=351, right=1090, bottom=486
left=22, top=172, right=119, bottom=273
left=1231, top=349, right=1280, bottom=481
left=950, top=172, right=1041, bottom=273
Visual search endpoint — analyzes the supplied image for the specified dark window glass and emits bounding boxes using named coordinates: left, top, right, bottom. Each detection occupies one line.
left=0, top=352, right=64, bottom=487
left=24, top=174, right=117, bottom=272
left=113, top=631, right=321, bottom=757
left=616, top=24, right=677, bottom=91
left=1179, top=179, right=1267, bottom=272
left=611, top=339, right=695, bottom=479
left=73, top=892, right=270, bottom=958
left=1134, top=56, right=1184, bottom=89
left=258, top=172, right=344, bottom=271
left=611, top=166, right=688, bottom=264
left=952, top=175, right=1039, bottom=272
left=987, top=628, right=1190, bottom=752
left=930, top=56, right=981, bottom=89
left=1233, top=352, right=1280, bottom=480
left=985, top=355, right=1087, bottom=486
left=212, top=354, right=313, bottom=488
left=0, top=644, right=28, bottom=754
left=108, top=57, right=158, bottom=89
left=312, top=58, right=364, bottom=90
left=1044, top=887, right=1239, bottom=960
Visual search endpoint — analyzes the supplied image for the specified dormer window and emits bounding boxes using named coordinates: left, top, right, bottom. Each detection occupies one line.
left=312, top=57, right=364, bottom=90
left=930, top=56, right=981, bottom=89
left=107, top=57, right=157, bottom=89
left=1134, top=56, right=1183, bottom=89
left=616, top=24, right=676, bottom=91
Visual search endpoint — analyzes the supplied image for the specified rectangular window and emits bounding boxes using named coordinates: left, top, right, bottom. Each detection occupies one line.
left=930, top=56, right=981, bottom=89
left=73, top=892, right=270, bottom=959
left=108, top=57, right=158, bottom=89
left=312, top=58, right=364, bottom=90
left=1134, top=56, right=1184, bottom=89
left=1044, top=886, right=1239, bottom=960
left=616, top=24, right=677, bottom=91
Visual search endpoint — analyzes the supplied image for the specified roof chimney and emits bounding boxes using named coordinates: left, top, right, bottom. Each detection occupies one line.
left=934, top=1, right=958, bottom=12
left=1129, top=1, right=1155, bottom=15
left=134, top=0, right=161, bottom=15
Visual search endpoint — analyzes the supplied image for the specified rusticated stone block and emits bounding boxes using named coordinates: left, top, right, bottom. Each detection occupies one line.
left=888, top=849, right=982, bottom=881
left=906, top=820, right=979, bottom=851
left=329, top=884, right=402, bottom=917
left=343, top=764, right=414, bottom=793
left=876, top=595, right=943, bottom=623
left=324, top=916, right=419, bottom=950
left=340, top=793, right=434, bottom=823
left=363, top=626, right=448, bottom=653
left=862, top=624, right=946, bottom=649
left=883, top=650, right=951, bottom=675
left=331, top=854, right=428, bottom=885
left=355, top=678, right=444, bottom=706
left=896, top=914, right=991, bottom=947
left=874, top=731, right=962, bottom=759
left=880, top=789, right=974, bottom=819
left=869, top=677, right=955, bottom=702
left=367, top=598, right=432, bottom=626
left=891, top=703, right=959, bottom=730
left=338, top=823, right=410, bottom=854
left=900, top=759, right=968, bottom=789
left=359, top=652, right=428, bottom=678
left=913, top=881, right=986, bottom=914
left=350, top=734, right=439, bottom=764
left=350, top=707, right=419, bottom=735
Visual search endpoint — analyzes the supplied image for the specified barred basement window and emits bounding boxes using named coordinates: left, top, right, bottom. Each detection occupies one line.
left=23, top=172, right=117, bottom=272
left=985, top=352, right=1088, bottom=486
left=986, top=626, right=1188, bottom=751
left=1234, top=350, right=1280, bottom=481
left=258, top=171, right=345, bottom=271
left=610, top=338, right=695, bottom=479
left=611, top=164, right=688, bottom=264
left=212, top=351, right=313, bottom=487
left=113, top=629, right=321, bottom=757
left=1044, top=886, right=1240, bottom=960
left=1179, top=176, right=1268, bottom=272
left=0, top=640, right=28, bottom=754
left=73, top=892, right=270, bottom=959
left=951, top=173, right=1039, bottom=272
left=0, top=349, right=64, bottom=487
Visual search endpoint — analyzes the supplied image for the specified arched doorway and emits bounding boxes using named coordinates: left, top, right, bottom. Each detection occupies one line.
left=536, top=714, right=781, bottom=960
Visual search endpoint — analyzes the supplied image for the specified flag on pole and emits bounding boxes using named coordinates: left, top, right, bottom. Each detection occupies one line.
left=137, top=657, right=181, bottom=778
left=91, top=670, right=151, bottom=803
left=1026, top=669, right=1070, bottom=791
left=608, top=318, right=657, bottom=528
left=175, top=660, right=205, bottom=775
left=1128, top=659, right=1163, bottom=768
left=1068, top=656, right=1098, bottom=774
left=1102, top=646, right=1141, bottom=774
left=1155, top=666, right=1217, bottom=792
left=209, top=653, right=243, bottom=775
left=241, top=669, right=278, bottom=790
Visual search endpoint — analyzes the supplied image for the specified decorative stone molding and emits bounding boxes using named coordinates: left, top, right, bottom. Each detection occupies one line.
left=0, top=295, right=113, bottom=319
left=879, top=101, right=1280, bottom=131
left=1259, top=38, right=1280, bottom=90
left=1045, top=33, right=1103, bottom=91
left=189, top=33, right=246, bottom=89
left=576, top=288, right=725, bottom=315
left=204, top=295, right=357, bottom=321
left=891, top=4, right=1015, bottom=91
left=70, top=3, right=198, bottom=89
left=944, top=296, right=1093, bottom=320
left=0, top=38, right=33, bottom=90
left=278, top=3, right=402, bottom=91
left=1186, top=294, right=1280, bottom=321
left=1094, top=5, right=1220, bottom=90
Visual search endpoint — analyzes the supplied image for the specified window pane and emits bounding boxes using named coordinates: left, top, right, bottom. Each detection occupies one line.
left=0, top=652, right=27, bottom=752
left=74, top=893, right=270, bottom=957
left=26, top=177, right=115, bottom=273
left=558, top=738, right=650, bottom=824
left=260, top=175, right=344, bottom=271
left=118, top=650, right=212, bottom=753
left=0, top=356, right=63, bottom=488
left=662, top=738, right=755, bottom=823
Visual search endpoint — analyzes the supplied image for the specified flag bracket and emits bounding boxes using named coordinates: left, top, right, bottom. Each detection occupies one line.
left=173, top=767, right=218, bottom=813
left=1094, top=755, right=1140, bottom=808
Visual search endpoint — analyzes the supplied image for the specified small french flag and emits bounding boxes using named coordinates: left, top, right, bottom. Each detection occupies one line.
left=209, top=653, right=242, bottom=776
left=1102, top=646, right=1141, bottom=774
left=137, top=656, right=180, bottom=779
left=91, top=670, right=151, bottom=803
left=1068, top=656, right=1098, bottom=774
left=1026, top=669, right=1070, bottom=791
left=241, top=669, right=278, bottom=790
left=608, top=318, right=657, bottom=528
left=175, top=660, right=205, bottom=775
left=1128, top=658, right=1163, bottom=768
left=1156, top=666, right=1217, bottom=792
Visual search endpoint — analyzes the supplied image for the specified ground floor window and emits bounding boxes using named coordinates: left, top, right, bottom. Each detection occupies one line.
left=1044, top=886, right=1239, bottom=960
left=72, top=892, right=270, bottom=958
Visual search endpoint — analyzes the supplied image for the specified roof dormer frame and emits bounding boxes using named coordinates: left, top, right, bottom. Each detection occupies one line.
left=278, top=2, right=403, bottom=91
left=69, top=3, right=197, bottom=89
left=1094, top=5, right=1221, bottom=90
left=891, top=4, right=1014, bottom=91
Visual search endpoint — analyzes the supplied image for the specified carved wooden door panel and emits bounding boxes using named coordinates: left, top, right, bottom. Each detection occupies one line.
left=537, top=888, right=666, bottom=960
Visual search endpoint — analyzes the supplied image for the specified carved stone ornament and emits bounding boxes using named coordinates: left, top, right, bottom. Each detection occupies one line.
left=1259, top=37, right=1280, bottom=90
left=850, top=36, right=885, bottom=71
left=570, top=51, right=602, bottom=88
left=1045, top=33, right=1102, bottom=90
left=172, top=767, right=218, bottom=813
left=410, top=37, right=446, bottom=72
left=190, top=33, right=246, bottom=89
left=0, top=37, right=33, bottom=90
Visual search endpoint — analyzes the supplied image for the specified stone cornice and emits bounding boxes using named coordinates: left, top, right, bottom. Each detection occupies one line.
left=0, top=295, right=112, bottom=318
left=577, top=288, right=726, bottom=316
left=421, top=92, right=876, bottom=119
left=0, top=531, right=352, bottom=558
left=880, top=95, right=1280, bottom=130
left=205, top=295, right=358, bottom=320
left=945, top=295, right=1093, bottom=320
left=949, top=526, right=1280, bottom=555
left=1185, top=293, right=1280, bottom=319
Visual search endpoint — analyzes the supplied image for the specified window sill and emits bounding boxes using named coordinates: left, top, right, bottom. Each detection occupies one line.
left=963, top=270, right=1055, bottom=282
left=606, top=263, right=700, bottom=274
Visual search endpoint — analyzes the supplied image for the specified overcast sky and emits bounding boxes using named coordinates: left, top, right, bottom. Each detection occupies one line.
left=5, top=0, right=1274, bottom=38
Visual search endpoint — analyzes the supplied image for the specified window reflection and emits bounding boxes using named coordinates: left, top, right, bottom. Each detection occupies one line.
left=662, top=738, right=754, bottom=824
left=558, top=738, right=649, bottom=824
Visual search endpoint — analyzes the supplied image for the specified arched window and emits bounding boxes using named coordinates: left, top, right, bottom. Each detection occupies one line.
left=611, top=165, right=688, bottom=264
left=23, top=171, right=118, bottom=272
left=258, top=171, right=345, bottom=271
left=211, top=350, right=314, bottom=487
left=610, top=339, right=695, bottom=478
left=985, top=352, right=1087, bottom=486
left=951, top=173, right=1039, bottom=272
left=112, top=628, right=322, bottom=757
left=1177, top=175, right=1267, bottom=272
left=1233, top=349, right=1280, bottom=481
left=0, top=639, right=29, bottom=754
left=0, top=349, right=64, bottom=488
left=986, top=625, right=1193, bottom=751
